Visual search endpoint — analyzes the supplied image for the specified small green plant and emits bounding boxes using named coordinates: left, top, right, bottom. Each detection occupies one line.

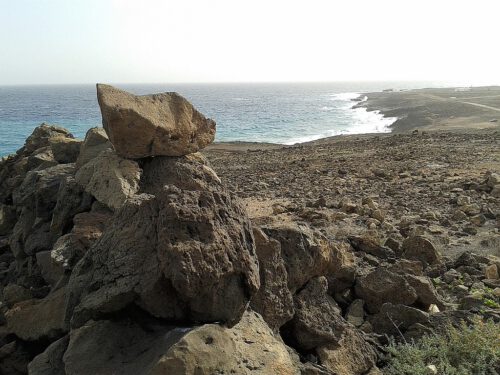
left=383, top=317, right=500, bottom=375
left=483, top=298, right=500, bottom=309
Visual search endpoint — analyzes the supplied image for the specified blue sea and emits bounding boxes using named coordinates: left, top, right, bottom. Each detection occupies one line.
left=0, top=82, right=451, bottom=156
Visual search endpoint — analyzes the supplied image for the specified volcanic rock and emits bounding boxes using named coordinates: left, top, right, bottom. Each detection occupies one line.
left=401, top=235, right=441, bottom=267
left=355, top=268, right=418, bottom=313
left=96, top=84, right=216, bottom=158
left=263, top=223, right=334, bottom=293
left=66, top=155, right=259, bottom=327
left=75, top=149, right=141, bottom=210
left=285, top=276, right=347, bottom=351
left=76, top=127, right=112, bottom=168
left=250, top=227, right=294, bottom=331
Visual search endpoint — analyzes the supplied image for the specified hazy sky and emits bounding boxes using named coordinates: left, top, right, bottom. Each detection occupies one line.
left=1, top=0, right=499, bottom=85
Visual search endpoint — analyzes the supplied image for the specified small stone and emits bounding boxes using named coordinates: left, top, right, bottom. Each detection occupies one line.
left=484, top=264, right=499, bottom=280
left=427, top=364, right=438, bottom=374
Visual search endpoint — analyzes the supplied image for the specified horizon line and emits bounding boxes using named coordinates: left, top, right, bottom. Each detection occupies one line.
left=2, top=79, right=498, bottom=87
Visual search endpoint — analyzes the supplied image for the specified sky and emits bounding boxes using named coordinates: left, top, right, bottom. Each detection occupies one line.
left=1, top=0, right=499, bottom=85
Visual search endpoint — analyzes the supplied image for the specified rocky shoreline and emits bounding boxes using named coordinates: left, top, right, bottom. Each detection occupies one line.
left=0, top=85, right=499, bottom=374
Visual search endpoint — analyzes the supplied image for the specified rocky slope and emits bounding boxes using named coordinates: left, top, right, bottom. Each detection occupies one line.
left=0, top=85, right=499, bottom=374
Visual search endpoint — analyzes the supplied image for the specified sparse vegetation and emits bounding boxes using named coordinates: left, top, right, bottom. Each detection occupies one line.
left=384, top=318, right=500, bottom=375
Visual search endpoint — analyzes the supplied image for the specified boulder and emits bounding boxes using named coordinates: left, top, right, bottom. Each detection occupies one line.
left=96, top=84, right=216, bottom=158
left=346, top=299, right=365, bottom=327
left=50, top=175, right=93, bottom=237
left=10, top=164, right=75, bottom=257
left=75, top=149, right=141, bottom=210
left=370, top=303, right=430, bottom=337
left=75, top=127, right=111, bottom=168
left=66, top=156, right=259, bottom=327
left=349, top=232, right=395, bottom=259
left=355, top=268, right=418, bottom=313
left=28, top=336, right=69, bottom=375
left=285, top=276, right=347, bottom=351
left=23, top=124, right=73, bottom=155
left=404, top=274, right=444, bottom=310
left=49, top=137, right=82, bottom=164
left=5, top=287, right=67, bottom=341
left=401, top=235, right=441, bottom=266
left=153, top=310, right=302, bottom=375
left=263, top=223, right=334, bottom=293
left=317, top=328, right=377, bottom=375
left=250, top=227, right=294, bottom=332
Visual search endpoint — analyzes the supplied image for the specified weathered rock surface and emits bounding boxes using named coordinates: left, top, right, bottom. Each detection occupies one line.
left=355, top=268, right=418, bottom=313
left=250, top=227, right=294, bottom=331
left=96, top=84, right=216, bottom=158
left=154, top=310, right=302, bottom=375
left=263, top=223, right=334, bottom=293
left=49, top=137, right=81, bottom=164
left=5, top=287, right=67, bottom=341
left=317, top=328, right=377, bottom=375
left=28, top=336, right=69, bottom=375
left=75, top=149, right=141, bottom=210
left=75, top=127, right=111, bottom=168
left=401, top=235, right=441, bottom=266
left=67, top=156, right=259, bottom=327
left=285, top=276, right=346, bottom=351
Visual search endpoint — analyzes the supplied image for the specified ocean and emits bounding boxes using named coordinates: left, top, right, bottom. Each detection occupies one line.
left=0, top=81, right=449, bottom=156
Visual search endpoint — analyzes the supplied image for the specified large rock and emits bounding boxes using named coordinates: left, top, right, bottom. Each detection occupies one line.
left=61, top=319, right=185, bottom=375
left=66, top=155, right=259, bottom=327
left=75, top=149, right=141, bottom=210
left=75, top=127, right=111, bottom=168
left=96, top=84, right=216, bottom=158
left=317, top=328, right=377, bottom=375
left=355, top=268, right=418, bottom=313
left=263, top=223, right=334, bottom=293
left=401, top=235, right=441, bottom=266
left=250, top=227, right=294, bottom=332
left=5, top=287, right=67, bottom=341
left=28, top=336, right=69, bottom=375
left=285, top=276, right=347, bottom=351
left=370, top=303, right=430, bottom=337
left=153, top=310, right=302, bottom=375
left=23, top=124, right=73, bottom=155
left=59, top=311, right=303, bottom=375
left=50, top=175, right=93, bottom=237
left=49, top=136, right=82, bottom=164
left=10, top=164, right=75, bottom=257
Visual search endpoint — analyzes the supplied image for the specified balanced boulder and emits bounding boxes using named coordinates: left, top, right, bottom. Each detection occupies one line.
left=66, top=155, right=259, bottom=327
left=96, top=84, right=216, bottom=158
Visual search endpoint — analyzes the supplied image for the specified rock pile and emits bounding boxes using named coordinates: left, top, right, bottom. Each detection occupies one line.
left=0, top=85, right=498, bottom=375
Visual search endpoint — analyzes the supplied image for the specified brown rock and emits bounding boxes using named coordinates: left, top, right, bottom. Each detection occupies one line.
left=250, top=227, right=294, bottom=332
left=5, top=287, right=67, bottom=341
left=153, top=310, right=301, bottom=375
left=49, top=136, right=82, bottom=164
left=96, top=84, right=216, bottom=158
left=263, top=223, right=334, bottom=293
left=286, top=276, right=347, bottom=351
left=401, top=235, right=441, bottom=266
left=370, top=303, right=430, bottom=337
left=355, top=268, right=418, bottom=313
left=75, top=127, right=112, bottom=168
left=28, top=336, right=69, bottom=375
left=317, top=327, right=377, bottom=375
left=67, top=156, right=259, bottom=327
left=75, top=149, right=141, bottom=210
